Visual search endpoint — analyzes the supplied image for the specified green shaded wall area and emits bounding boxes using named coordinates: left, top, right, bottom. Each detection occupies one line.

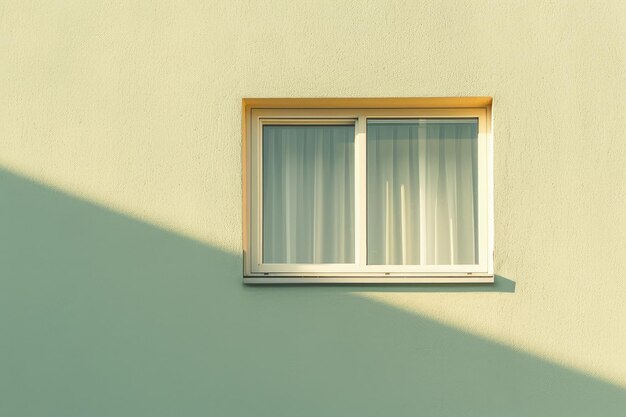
left=1, top=169, right=624, bottom=416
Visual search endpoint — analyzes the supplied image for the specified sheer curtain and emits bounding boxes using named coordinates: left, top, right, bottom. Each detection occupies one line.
left=263, top=125, right=354, bottom=264
left=367, top=119, right=478, bottom=265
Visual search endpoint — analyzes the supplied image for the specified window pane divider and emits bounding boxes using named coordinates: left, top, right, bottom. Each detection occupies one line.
left=355, top=116, right=367, bottom=268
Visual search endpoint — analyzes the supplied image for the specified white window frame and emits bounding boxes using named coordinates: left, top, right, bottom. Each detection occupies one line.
left=242, top=98, right=493, bottom=284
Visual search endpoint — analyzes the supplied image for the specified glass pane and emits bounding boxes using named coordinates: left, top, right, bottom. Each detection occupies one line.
left=263, top=125, right=355, bottom=264
left=367, top=119, right=478, bottom=265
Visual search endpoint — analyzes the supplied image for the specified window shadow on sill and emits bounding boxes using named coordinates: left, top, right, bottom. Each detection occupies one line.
left=251, top=275, right=515, bottom=293
left=350, top=274, right=515, bottom=293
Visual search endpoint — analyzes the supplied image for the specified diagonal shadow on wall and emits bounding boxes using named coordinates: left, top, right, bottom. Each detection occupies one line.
left=1, top=168, right=624, bottom=417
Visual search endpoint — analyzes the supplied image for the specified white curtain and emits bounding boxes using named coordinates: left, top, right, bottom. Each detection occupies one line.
left=367, top=119, right=478, bottom=265
left=263, top=125, right=354, bottom=264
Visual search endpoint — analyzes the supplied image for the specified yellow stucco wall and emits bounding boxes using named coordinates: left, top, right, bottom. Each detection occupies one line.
left=1, top=1, right=625, bottom=415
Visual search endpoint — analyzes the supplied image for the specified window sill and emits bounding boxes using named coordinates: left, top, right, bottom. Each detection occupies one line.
left=243, top=275, right=494, bottom=284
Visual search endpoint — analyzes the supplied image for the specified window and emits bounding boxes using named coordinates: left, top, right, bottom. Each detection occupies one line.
left=243, top=98, right=493, bottom=283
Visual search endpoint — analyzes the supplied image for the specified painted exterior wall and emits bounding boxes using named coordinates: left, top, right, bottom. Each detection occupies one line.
left=1, top=1, right=624, bottom=416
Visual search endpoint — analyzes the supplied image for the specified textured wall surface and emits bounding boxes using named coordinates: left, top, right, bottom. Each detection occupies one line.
left=1, top=1, right=625, bottom=416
